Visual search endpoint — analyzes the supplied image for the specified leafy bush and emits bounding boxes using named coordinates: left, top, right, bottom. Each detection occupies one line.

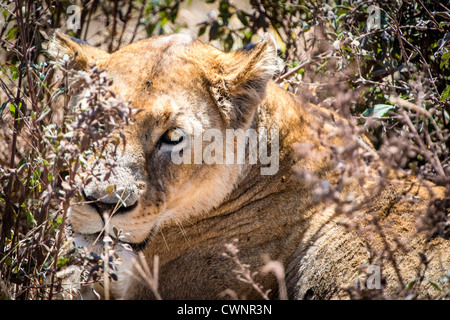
left=0, top=0, right=449, bottom=299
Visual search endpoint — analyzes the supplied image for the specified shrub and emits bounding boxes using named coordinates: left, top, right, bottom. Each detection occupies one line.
left=0, top=0, right=448, bottom=299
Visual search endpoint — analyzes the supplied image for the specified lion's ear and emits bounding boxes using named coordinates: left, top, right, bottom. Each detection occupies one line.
left=47, top=32, right=110, bottom=70
left=210, top=34, right=278, bottom=126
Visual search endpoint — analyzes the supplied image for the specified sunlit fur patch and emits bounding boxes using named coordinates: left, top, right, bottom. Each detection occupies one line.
left=68, top=203, right=103, bottom=235
left=73, top=233, right=137, bottom=299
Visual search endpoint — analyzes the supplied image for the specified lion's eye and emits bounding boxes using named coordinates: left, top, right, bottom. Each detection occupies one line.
left=160, top=128, right=185, bottom=145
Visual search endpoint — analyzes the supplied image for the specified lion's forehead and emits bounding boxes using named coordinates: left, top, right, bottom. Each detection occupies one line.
left=131, top=95, right=215, bottom=139
left=107, top=34, right=198, bottom=72
left=106, top=50, right=221, bottom=135
left=104, top=35, right=201, bottom=94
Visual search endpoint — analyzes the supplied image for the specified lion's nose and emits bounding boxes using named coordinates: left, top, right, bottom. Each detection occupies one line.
left=82, top=190, right=138, bottom=216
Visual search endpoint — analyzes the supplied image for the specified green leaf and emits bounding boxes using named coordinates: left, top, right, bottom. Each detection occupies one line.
left=407, top=278, right=417, bottom=290
left=6, top=26, right=18, bottom=41
left=237, top=10, right=249, bottom=27
left=427, top=279, right=442, bottom=292
left=159, top=11, right=168, bottom=26
left=8, top=64, right=18, bottom=73
left=105, top=185, right=116, bottom=194
left=8, top=64, right=19, bottom=81
left=25, top=209, right=36, bottom=228
left=0, top=101, right=9, bottom=115
left=440, top=85, right=450, bottom=102
left=441, top=52, right=450, bottom=69
left=224, top=32, right=234, bottom=52
left=57, top=257, right=68, bottom=268
left=362, top=104, right=395, bottom=117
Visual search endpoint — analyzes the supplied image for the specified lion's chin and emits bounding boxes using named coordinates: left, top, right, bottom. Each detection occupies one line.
left=73, top=233, right=103, bottom=254
left=73, top=232, right=145, bottom=253
left=73, top=232, right=139, bottom=300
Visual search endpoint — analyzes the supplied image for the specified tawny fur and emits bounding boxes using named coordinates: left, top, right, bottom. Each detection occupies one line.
left=49, top=33, right=448, bottom=300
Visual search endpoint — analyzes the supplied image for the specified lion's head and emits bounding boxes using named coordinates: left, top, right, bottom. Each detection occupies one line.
left=50, top=33, right=279, bottom=249
left=49, top=33, right=448, bottom=300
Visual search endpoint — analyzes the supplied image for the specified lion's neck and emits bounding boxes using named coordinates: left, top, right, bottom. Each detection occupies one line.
left=213, top=82, right=308, bottom=215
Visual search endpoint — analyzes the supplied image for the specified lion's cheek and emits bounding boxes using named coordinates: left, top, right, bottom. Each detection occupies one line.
left=109, top=209, right=156, bottom=244
left=68, top=205, right=104, bottom=235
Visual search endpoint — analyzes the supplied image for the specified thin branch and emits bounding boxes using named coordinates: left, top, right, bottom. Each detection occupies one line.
left=275, top=59, right=311, bottom=83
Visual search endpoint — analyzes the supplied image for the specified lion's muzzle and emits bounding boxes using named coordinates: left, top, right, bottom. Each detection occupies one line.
left=69, top=146, right=150, bottom=244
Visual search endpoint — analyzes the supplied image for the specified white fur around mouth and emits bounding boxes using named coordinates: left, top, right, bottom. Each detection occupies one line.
left=72, top=232, right=138, bottom=300
left=69, top=198, right=155, bottom=245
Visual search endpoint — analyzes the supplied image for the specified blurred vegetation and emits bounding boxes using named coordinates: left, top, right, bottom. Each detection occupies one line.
left=0, top=0, right=449, bottom=299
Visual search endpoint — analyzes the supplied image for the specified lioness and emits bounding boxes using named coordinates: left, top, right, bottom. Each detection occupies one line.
left=49, top=32, right=448, bottom=300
